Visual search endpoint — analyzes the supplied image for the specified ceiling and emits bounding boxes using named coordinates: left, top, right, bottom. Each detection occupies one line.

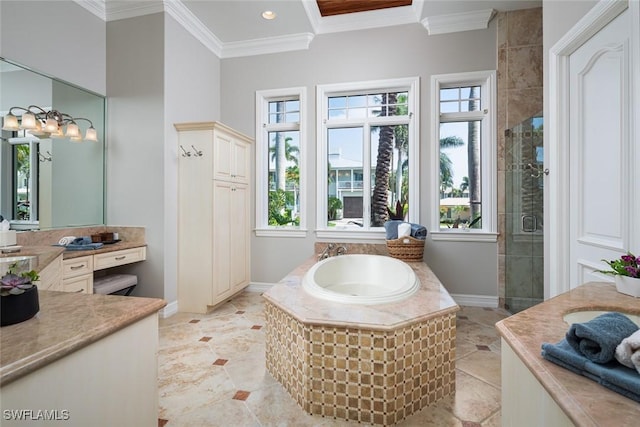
left=81, top=0, right=541, bottom=57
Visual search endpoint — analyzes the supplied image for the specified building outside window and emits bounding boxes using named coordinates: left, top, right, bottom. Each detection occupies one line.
left=317, top=78, right=419, bottom=238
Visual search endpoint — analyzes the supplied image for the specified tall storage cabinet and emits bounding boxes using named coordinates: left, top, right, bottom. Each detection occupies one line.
left=175, top=122, right=252, bottom=313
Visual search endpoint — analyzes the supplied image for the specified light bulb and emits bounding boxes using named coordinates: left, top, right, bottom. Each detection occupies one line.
left=44, top=118, right=59, bottom=133
left=49, top=127, right=65, bottom=139
left=65, top=123, right=80, bottom=138
left=28, top=121, right=49, bottom=137
left=2, top=113, right=19, bottom=131
left=84, top=126, right=98, bottom=142
left=20, top=112, right=37, bottom=130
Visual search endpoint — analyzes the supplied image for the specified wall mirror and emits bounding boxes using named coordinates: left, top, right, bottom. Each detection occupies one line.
left=0, top=58, right=105, bottom=230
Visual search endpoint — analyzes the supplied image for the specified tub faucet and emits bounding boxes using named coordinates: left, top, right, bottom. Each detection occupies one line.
left=318, top=243, right=335, bottom=261
left=318, top=243, right=348, bottom=261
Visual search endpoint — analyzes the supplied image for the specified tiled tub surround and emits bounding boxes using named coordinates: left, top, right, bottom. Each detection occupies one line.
left=496, top=282, right=640, bottom=426
left=263, top=251, right=459, bottom=425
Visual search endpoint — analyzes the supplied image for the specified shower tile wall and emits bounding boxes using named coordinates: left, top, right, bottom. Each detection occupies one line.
left=496, top=8, right=543, bottom=310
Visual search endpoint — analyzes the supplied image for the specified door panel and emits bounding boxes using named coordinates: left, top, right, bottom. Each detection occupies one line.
left=569, top=10, right=630, bottom=288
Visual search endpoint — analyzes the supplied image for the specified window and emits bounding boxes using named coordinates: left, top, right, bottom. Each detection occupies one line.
left=430, top=71, right=497, bottom=241
left=255, top=87, right=306, bottom=237
left=317, top=78, right=419, bottom=238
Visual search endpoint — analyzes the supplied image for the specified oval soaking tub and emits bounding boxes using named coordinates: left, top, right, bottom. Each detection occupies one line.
left=302, top=254, right=420, bottom=304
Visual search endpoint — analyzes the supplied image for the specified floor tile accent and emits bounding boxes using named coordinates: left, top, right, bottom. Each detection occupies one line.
left=158, top=290, right=509, bottom=426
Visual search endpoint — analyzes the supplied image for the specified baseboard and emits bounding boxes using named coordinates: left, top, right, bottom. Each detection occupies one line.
left=450, top=293, right=499, bottom=308
left=246, top=282, right=276, bottom=293
left=160, top=300, right=179, bottom=318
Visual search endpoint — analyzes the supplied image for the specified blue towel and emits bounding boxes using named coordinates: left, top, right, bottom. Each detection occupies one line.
left=63, top=242, right=103, bottom=250
left=384, top=221, right=427, bottom=240
left=566, top=312, right=639, bottom=363
left=542, top=338, right=640, bottom=402
left=384, top=220, right=403, bottom=240
left=71, top=236, right=92, bottom=245
left=410, top=223, right=427, bottom=239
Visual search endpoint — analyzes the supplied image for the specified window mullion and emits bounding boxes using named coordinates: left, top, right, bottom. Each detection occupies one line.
left=362, top=123, right=372, bottom=228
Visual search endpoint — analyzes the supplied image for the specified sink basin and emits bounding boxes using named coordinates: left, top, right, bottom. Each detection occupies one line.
left=563, top=310, right=640, bottom=326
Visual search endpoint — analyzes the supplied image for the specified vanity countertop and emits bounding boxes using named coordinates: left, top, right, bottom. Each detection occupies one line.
left=495, top=282, right=640, bottom=426
left=0, top=290, right=166, bottom=386
left=0, top=241, right=147, bottom=272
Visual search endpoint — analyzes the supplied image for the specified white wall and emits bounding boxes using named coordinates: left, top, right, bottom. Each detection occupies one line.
left=221, top=22, right=500, bottom=297
left=0, top=1, right=106, bottom=95
left=163, top=14, right=221, bottom=304
left=106, top=13, right=166, bottom=299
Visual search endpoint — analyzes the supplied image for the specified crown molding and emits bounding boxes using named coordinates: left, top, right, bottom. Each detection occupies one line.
left=163, top=0, right=223, bottom=57
left=422, top=9, right=496, bottom=35
left=222, top=33, right=315, bottom=59
left=73, top=0, right=106, bottom=21
left=105, top=0, right=165, bottom=21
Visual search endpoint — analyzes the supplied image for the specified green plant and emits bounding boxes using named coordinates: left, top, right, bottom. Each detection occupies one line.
left=327, top=196, right=343, bottom=221
left=599, top=253, right=640, bottom=278
left=0, top=263, right=39, bottom=296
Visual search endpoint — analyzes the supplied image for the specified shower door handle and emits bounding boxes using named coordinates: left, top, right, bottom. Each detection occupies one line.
left=521, top=214, right=537, bottom=232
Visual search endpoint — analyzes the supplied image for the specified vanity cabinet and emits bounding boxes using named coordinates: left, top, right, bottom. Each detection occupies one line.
left=63, top=256, right=94, bottom=294
left=61, top=247, right=146, bottom=294
left=37, top=255, right=63, bottom=291
left=175, top=122, right=252, bottom=313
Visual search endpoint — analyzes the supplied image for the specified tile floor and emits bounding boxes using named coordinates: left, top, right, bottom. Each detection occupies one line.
left=158, top=291, right=510, bottom=426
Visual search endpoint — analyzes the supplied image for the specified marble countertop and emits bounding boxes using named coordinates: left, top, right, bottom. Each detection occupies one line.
left=0, top=290, right=166, bottom=386
left=263, top=256, right=459, bottom=331
left=0, top=242, right=148, bottom=272
left=495, top=282, right=640, bottom=426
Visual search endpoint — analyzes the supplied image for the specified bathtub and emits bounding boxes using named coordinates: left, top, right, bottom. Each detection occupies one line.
left=301, top=254, right=420, bottom=304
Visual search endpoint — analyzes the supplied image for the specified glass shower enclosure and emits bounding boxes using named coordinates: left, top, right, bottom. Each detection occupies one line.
left=504, top=114, right=544, bottom=313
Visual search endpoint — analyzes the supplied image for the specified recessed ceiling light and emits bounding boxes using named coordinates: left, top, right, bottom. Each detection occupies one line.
left=262, top=10, right=276, bottom=20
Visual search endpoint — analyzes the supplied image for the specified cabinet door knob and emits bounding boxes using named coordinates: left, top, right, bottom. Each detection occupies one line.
left=115, top=256, right=126, bottom=261
left=70, top=264, right=85, bottom=270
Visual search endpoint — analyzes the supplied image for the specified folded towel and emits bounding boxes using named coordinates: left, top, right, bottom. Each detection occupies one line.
left=542, top=339, right=588, bottom=375
left=71, top=236, right=92, bottom=245
left=616, top=330, right=640, bottom=374
left=57, top=236, right=77, bottom=246
left=542, top=338, right=640, bottom=402
left=566, top=312, right=639, bottom=363
left=398, top=222, right=411, bottom=238
left=384, top=220, right=403, bottom=240
left=410, top=223, right=427, bottom=239
left=63, top=242, right=104, bottom=251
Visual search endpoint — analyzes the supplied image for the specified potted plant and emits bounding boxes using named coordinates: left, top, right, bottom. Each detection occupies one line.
left=1, top=263, right=40, bottom=326
left=599, top=253, right=640, bottom=297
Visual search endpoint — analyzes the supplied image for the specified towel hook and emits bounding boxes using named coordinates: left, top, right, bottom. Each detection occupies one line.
left=191, top=145, right=203, bottom=157
left=179, top=145, right=192, bottom=157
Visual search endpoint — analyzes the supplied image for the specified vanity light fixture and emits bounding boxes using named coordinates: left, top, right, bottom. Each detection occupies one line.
left=262, top=10, right=276, bottom=20
left=2, top=105, right=98, bottom=142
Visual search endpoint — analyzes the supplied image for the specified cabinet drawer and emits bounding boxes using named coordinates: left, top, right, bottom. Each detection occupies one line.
left=63, top=256, right=93, bottom=279
left=62, top=274, right=93, bottom=294
left=94, top=247, right=146, bottom=270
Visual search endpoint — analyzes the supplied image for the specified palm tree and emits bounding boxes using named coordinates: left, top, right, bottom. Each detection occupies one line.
left=460, top=176, right=469, bottom=194
left=372, top=92, right=396, bottom=226
left=269, top=135, right=299, bottom=190
left=439, top=135, right=464, bottom=196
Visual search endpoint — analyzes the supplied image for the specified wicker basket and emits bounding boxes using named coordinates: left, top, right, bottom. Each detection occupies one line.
left=386, top=236, right=425, bottom=261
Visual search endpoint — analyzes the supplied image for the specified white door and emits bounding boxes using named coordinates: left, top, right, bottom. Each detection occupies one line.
left=568, top=9, right=631, bottom=288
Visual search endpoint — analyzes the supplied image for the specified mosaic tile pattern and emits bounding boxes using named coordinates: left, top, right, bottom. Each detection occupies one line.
left=265, top=301, right=456, bottom=425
